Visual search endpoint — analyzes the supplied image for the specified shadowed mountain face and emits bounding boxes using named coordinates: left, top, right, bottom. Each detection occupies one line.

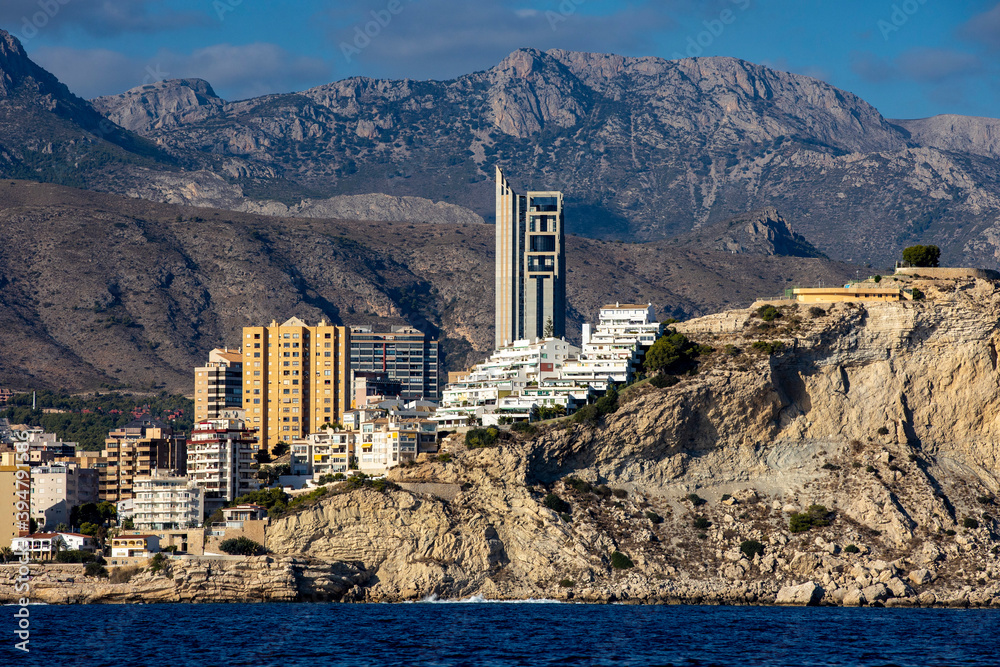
left=673, top=207, right=826, bottom=259
left=80, top=46, right=1000, bottom=268
left=0, top=180, right=854, bottom=393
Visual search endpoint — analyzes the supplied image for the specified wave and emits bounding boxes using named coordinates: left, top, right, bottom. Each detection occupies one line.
left=418, top=594, right=565, bottom=604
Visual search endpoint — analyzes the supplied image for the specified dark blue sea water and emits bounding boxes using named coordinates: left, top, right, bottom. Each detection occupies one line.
left=6, top=600, right=999, bottom=666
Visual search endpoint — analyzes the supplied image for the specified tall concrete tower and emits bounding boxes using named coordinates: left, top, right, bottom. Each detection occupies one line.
left=494, top=167, right=565, bottom=349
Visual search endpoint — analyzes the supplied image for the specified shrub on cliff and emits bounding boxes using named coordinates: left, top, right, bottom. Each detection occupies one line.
left=219, top=537, right=264, bottom=556
left=644, top=330, right=703, bottom=375
left=757, top=305, right=781, bottom=322
left=739, top=540, right=765, bottom=559
left=686, top=493, right=707, bottom=507
left=963, top=517, right=980, bottom=529
left=789, top=505, right=833, bottom=533
left=466, top=427, right=500, bottom=448
left=55, top=549, right=98, bottom=564
left=109, top=565, right=141, bottom=584
left=644, top=511, right=664, bottom=524
left=751, top=340, right=784, bottom=355
left=610, top=551, right=634, bottom=570
left=693, top=517, right=712, bottom=530
left=84, top=562, right=108, bottom=578
left=544, top=493, right=570, bottom=514
left=650, top=373, right=679, bottom=389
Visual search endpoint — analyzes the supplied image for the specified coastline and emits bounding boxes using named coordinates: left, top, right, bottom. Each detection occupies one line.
left=3, top=556, right=999, bottom=608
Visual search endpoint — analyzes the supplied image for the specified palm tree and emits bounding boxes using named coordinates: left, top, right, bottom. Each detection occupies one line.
left=0, top=547, right=13, bottom=564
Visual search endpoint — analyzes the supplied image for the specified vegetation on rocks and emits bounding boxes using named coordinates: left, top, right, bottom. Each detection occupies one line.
left=789, top=505, right=833, bottom=533
left=219, top=537, right=264, bottom=556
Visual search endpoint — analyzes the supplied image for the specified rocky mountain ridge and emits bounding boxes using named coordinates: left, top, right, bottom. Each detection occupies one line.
left=81, top=47, right=1000, bottom=267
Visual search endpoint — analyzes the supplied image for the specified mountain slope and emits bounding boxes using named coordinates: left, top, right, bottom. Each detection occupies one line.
left=84, top=47, right=1000, bottom=268
left=0, top=180, right=854, bottom=392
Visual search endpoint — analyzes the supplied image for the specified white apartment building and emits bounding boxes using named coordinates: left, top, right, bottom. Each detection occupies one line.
left=290, top=428, right=352, bottom=478
left=439, top=338, right=580, bottom=421
left=357, top=418, right=436, bottom=474
left=132, top=471, right=204, bottom=530
left=30, top=463, right=99, bottom=530
left=560, top=303, right=663, bottom=390
left=186, top=416, right=259, bottom=513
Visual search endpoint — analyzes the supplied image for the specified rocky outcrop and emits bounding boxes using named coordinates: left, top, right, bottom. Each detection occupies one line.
left=676, top=207, right=826, bottom=258
left=894, top=115, right=1000, bottom=160
left=263, top=279, right=1000, bottom=606
left=92, top=79, right=226, bottom=134
left=0, top=557, right=367, bottom=604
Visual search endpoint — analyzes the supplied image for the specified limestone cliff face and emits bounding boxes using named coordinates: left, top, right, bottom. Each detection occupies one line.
left=13, top=279, right=1000, bottom=606
left=0, top=557, right=366, bottom=604
left=265, top=278, right=1000, bottom=606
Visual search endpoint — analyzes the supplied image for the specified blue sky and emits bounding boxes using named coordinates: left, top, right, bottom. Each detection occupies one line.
left=3, top=0, right=998, bottom=119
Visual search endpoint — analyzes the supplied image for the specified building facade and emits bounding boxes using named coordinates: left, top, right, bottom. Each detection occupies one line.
left=186, top=416, right=259, bottom=514
left=101, top=419, right=187, bottom=502
left=241, top=317, right=351, bottom=453
left=495, top=167, right=566, bottom=348
left=194, top=348, right=244, bottom=422
left=29, top=463, right=99, bottom=530
left=1, top=464, right=30, bottom=550
left=350, top=326, right=440, bottom=401
left=132, top=472, right=204, bottom=530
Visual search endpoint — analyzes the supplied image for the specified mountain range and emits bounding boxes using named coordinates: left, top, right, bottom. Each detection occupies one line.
left=2, top=29, right=999, bottom=390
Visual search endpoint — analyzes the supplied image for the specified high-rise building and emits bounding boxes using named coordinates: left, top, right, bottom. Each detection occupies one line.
left=29, top=463, right=99, bottom=530
left=1, top=464, right=30, bottom=550
left=186, top=416, right=259, bottom=514
left=101, top=419, right=187, bottom=502
left=194, top=348, right=244, bottom=422
left=241, top=317, right=351, bottom=453
left=495, top=166, right=566, bottom=349
left=349, top=326, right=439, bottom=401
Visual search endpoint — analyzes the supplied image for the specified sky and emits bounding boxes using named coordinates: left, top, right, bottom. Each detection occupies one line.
left=2, top=0, right=998, bottom=119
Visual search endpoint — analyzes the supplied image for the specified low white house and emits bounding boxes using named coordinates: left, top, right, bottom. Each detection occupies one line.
left=10, top=533, right=62, bottom=559
left=56, top=532, right=97, bottom=553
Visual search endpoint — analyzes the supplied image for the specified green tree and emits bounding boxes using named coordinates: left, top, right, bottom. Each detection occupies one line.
left=644, top=330, right=703, bottom=375
left=272, top=441, right=290, bottom=457
left=902, top=245, right=941, bottom=268
left=543, top=317, right=554, bottom=338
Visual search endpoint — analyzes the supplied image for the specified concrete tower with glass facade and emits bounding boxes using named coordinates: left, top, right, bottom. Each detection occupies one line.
left=494, top=166, right=566, bottom=349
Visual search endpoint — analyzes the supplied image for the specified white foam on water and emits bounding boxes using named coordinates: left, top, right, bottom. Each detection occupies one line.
left=418, top=594, right=565, bottom=604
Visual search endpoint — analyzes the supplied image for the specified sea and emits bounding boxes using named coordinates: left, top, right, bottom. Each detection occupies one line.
left=6, top=599, right=1000, bottom=666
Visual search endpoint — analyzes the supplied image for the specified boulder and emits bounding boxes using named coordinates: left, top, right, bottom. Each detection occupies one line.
left=775, top=581, right=824, bottom=606
left=862, top=582, right=891, bottom=602
left=908, top=568, right=932, bottom=586
left=843, top=588, right=868, bottom=606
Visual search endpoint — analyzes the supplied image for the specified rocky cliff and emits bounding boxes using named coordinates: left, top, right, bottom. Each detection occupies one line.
left=261, top=276, right=1000, bottom=606
left=8, top=277, right=1000, bottom=606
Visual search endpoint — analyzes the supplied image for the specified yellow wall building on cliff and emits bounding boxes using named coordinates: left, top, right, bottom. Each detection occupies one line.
left=242, top=317, right=351, bottom=454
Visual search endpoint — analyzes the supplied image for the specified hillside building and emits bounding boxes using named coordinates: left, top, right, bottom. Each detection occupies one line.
left=132, top=471, right=204, bottom=530
left=194, top=348, right=244, bottom=422
left=241, top=317, right=351, bottom=454
left=561, top=303, right=663, bottom=390
left=1, top=464, right=30, bottom=550
left=495, top=167, right=566, bottom=349
left=350, top=325, right=440, bottom=401
left=29, top=463, right=99, bottom=531
left=186, top=416, right=259, bottom=515
left=101, top=419, right=186, bottom=502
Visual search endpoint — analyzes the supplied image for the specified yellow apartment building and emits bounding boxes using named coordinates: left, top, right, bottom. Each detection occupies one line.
left=241, top=317, right=351, bottom=454
left=1, top=464, right=30, bottom=550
